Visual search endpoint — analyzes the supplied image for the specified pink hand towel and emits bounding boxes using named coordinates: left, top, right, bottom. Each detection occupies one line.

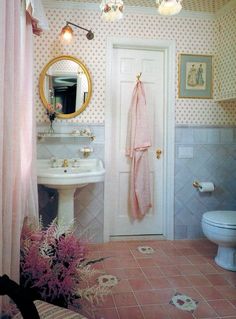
left=126, top=81, right=152, bottom=219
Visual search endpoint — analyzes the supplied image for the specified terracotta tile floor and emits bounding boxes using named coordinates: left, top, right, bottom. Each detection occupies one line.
left=79, top=239, right=236, bottom=319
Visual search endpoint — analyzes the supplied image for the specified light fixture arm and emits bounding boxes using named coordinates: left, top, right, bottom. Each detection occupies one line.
left=66, top=21, right=91, bottom=33
left=61, top=21, right=94, bottom=41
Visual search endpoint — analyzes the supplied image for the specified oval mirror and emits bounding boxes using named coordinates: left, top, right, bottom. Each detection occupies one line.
left=39, top=55, right=92, bottom=119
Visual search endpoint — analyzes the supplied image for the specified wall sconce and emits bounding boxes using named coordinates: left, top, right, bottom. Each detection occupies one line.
left=156, top=0, right=182, bottom=16
left=60, top=21, right=94, bottom=44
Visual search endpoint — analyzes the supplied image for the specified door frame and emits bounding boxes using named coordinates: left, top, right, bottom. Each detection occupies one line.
left=104, top=37, right=176, bottom=241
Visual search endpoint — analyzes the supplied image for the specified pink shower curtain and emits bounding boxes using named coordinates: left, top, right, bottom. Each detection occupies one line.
left=0, top=0, right=47, bottom=310
left=126, top=80, right=152, bottom=219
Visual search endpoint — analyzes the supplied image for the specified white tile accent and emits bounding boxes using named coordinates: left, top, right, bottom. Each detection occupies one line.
left=178, top=146, right=193, bottom=159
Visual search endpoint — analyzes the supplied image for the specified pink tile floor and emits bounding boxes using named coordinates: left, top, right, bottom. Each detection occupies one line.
left=79, top=239, right=236, bottom=319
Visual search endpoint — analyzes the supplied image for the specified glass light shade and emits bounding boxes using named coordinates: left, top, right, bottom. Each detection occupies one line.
left=156, top=0, right=182, bottom=16
left=60, top=25, right=74, bottom=44
left=100, top=0, right=124, bottom=22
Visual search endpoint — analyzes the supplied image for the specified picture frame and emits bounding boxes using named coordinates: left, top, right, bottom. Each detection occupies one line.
left=178, top=54, right=213, bottom=99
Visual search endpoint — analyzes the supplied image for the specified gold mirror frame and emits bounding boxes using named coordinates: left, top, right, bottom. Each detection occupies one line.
left=39, top=55, right=92, bottom=119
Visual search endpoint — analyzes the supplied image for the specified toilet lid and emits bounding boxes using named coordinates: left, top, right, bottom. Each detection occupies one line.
left=203, top=211, right=236, bottom=228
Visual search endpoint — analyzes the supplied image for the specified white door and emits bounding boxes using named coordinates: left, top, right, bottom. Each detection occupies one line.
left=109, top=48, right=165, bottom=236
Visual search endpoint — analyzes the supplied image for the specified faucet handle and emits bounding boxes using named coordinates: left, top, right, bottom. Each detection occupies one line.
left=50, top=157, right=58, bottom=168
left=71, top=159, right=79, bottom=167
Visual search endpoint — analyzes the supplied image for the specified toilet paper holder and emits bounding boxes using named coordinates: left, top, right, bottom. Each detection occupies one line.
left=193, top=181, right=201, bottom=189
left=193, top=181, right=215, bottom=192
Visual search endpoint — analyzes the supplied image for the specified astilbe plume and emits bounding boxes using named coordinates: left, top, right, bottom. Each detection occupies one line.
left=20, top=218, right=110, bottom=309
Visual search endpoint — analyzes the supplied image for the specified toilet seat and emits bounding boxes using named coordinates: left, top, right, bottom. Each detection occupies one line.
left=203, top=211, right=236, bottom=229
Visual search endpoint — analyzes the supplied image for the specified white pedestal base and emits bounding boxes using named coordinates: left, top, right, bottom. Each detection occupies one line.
left=57, top=187, right=76, bottom=225
left=56, top=184, right=88, bottom=226
left=215, top=246, right=236, bottom=272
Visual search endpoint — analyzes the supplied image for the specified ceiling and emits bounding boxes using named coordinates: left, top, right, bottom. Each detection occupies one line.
left=54, top=0, right=232, bottom=13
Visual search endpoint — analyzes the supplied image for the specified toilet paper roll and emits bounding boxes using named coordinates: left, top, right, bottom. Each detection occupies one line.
left=199, top=182, right=214, bottom=192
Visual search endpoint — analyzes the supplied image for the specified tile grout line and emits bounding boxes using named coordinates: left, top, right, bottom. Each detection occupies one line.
left=129, top=246, right=167, bottom=319
left=90, top=242, right=235, bottom=319
left=129, top=245, right=174, bottom=319
left=110, top=293, right=121, bottom=319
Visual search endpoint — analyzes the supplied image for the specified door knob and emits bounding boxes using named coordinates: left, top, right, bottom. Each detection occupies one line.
left=156, top=149, right=162, bottom=159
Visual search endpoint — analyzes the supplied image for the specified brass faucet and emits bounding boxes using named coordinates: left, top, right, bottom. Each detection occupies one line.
left=62, top=159, right=69, bottom=167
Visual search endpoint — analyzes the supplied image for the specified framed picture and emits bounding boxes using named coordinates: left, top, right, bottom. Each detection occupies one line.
left=178, top=54, right=213, bottom=99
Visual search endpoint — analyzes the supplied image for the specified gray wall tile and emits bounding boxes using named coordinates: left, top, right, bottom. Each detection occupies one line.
left=193, top=128, right=208, bottom=144
left=37, top=124, right=236, bottom=242
left=220, top=128, right=234, bottom=144
left=175, top=126, right=236, bottom=239
left=207, top=128, right=220, bottom=144
left=175, top=128, right=194, bottom=144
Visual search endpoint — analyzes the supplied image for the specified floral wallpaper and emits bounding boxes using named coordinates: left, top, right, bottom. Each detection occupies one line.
left=215, top=6, right=236, bottom=101
left=34, top=6, right=236, bottom=125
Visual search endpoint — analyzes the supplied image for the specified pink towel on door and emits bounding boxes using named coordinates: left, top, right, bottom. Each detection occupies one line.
left=126, top=80, right=152, bottom=219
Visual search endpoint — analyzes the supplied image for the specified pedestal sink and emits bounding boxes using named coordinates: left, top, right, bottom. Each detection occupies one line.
left=37, top=159, right=105, bottom=225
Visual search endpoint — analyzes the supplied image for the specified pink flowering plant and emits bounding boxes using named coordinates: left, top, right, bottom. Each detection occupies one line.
left=20, top=218, right=110, bottom=309
left=46, top=103, right=62, bottom=124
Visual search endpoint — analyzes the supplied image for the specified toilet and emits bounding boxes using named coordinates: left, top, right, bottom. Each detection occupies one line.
left=202, top=211, right=236, bottom=271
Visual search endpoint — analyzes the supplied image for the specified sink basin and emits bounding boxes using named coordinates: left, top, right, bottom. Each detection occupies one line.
left=37, top=158, right=105, bottom=189
left=37, top=158, right=105, bottom=224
